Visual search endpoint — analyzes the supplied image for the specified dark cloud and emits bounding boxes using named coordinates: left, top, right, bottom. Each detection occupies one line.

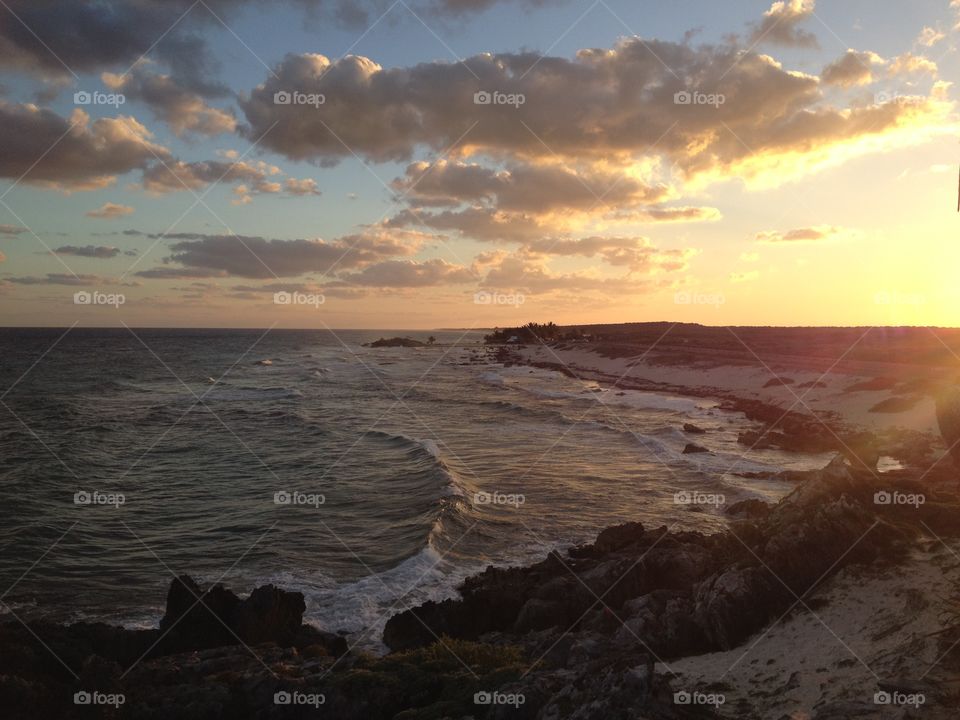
left=0, top=103, right=168, bottom=191
left=135, top=229, right=428, bottom=279
left=5, top=272, right=120, bottom=285
left=54, top=245, right=122, bottom=258
left=392, top=160, right=670, bottom=213
left=0, top=0, right=562, bottom=78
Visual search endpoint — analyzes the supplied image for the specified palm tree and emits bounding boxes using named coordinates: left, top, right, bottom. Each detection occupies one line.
left=428, top=335, right=436, bottom=345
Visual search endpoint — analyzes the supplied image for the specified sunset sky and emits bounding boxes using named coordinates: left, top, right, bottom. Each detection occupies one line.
left=0, top=0, right=958, bottom=328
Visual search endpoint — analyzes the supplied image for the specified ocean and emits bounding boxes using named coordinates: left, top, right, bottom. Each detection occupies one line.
left=0, top=328, right=831, bottom=648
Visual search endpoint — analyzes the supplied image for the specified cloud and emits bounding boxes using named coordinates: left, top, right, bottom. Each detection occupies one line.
left=284, top=177, right=321, bottom=196
left=140, top=158, right=319, bottom=205
left=0, top=224, right=29, bottom=235
left=335, top=258, right=478, bottom=287
left=821, top=50, right=884, bottom=87
left=54, top=245, right=122, bottom=258
left=730, top=270, right=759, bottom=283
left=917, top=27, right=945, bottom=47
left=135, top=229, right=428, bottom=279
left=755, top=225, right=845, bottom=243
left=4, top=272, right=131, bottom=285
left=86, top=202, right=134, bottom=219
left=888, top=52, right=938, bottom=78
left=0, top=104, right=169, bottom=191
left=240, top=39, right=948, bottom=190
left=748, top=0, right=818, bottom=48
left=103, top=65, right=236, bottom=136
left=392, top=160, right=670, bottom=213
left=0, top=0, right=564, bottom=78
left=141, top=159, right=280, bottom=194
left=477, top=252, right=670, bottom=295
left=521, top=236, right=695, bottom=272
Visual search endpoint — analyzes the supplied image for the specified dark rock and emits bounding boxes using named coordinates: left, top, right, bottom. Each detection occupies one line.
left=683, top=422, right=707, bottom=434
left=157, top=575, right=313, bottom=654
left=593, top=521, right=645, bottom=553
left=682, top=443, right=709, bottom=454
left=839, top=431, right=880, bottom=470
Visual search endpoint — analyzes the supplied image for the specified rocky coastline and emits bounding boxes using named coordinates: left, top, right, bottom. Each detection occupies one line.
left=3, top=449, right=959, bottom=718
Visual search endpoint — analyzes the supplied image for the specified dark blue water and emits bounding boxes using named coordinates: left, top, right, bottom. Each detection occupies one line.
left=0, top=328, right=825, bottom=647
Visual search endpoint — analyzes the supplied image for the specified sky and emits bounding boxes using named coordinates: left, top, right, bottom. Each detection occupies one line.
left=0, top=0, right=958, bottom=329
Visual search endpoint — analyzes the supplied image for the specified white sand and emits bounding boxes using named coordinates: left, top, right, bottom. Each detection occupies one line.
left=661, top=541, right=960, bottom=718
left=517, top=345, right=941, bottom=437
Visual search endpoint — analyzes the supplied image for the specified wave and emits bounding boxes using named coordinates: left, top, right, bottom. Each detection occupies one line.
left=366, top=430, right=472, bottom=501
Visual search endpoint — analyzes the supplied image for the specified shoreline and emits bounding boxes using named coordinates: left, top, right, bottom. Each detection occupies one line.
left=4, top=341, right=960, bottom=718
left=6, top=452, right=960, bottom=718
left=501, top=342, right=951, bottom=478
